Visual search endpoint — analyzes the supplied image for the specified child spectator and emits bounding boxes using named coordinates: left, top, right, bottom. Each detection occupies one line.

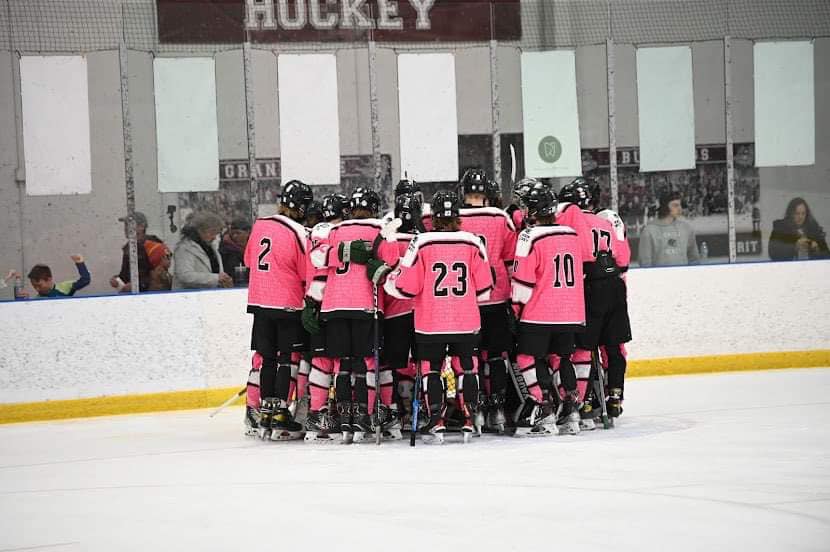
left=27, top=255, right=91, bottom=298
left=145, top=240, right=172, bottom=291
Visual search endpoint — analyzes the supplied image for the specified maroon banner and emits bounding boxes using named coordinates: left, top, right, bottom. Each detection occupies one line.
left=157, top=0, right=521, bottom=44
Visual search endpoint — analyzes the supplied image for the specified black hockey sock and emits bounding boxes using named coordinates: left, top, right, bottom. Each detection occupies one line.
left=605, top=345, right=627, bottom=390
left=274, top=361, right=292, bottom=402
left=335, top=370, right=352, bottom=403
left=462, top=370, right=478, bottom=406
left=487, top=356, right=508, bottom=396
left=534, top=357, right=554, bottom=394
left=558, top=356, right=577, bottom=392
left=259, top=357, right=277, bottom=399
left=350, top=357, right=368, bottom=405
left=425, top=372, right=443, bottom=413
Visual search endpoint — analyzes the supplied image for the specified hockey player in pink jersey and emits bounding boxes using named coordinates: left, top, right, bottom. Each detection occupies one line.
left=368, top=193, right=426, bottom=436
left=301, top=193, right=350, bottom=442
left=511, top=182, right=586, bottom=436
left=593, top=203, right=633, bottom=419
left=309, top=188, right=385, bottom=443
left=383, top=191, right=494, bottom=443
left=558, top=178, right=632, bottom=426
left=458, top=168, right=517, bottom=432
left=244, top=179, right=313, bottom=441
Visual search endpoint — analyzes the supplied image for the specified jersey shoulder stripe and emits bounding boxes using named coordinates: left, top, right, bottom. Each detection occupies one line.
left=459, top=206, right=516, bottom=231
left=516, top=225, right=577, bottom=256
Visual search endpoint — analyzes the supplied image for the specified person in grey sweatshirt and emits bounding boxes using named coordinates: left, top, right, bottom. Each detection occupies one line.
left=638, top=191, right=700, bottom=267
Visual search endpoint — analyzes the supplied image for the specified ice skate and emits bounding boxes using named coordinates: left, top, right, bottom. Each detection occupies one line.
left=579, top=401, right=597, bottom=431
left=512, top=404, right=555, bottom=437
left=485, top=393, right=506, bottom=434
left=460, top=404, right=475, bottom=443
left=556, top=393, right=581, bottom=436
left=420, top=410, right=446, bottom=445
left=607, top=388, right=623, bottom=419
left=244, top=405, right=260, bottom=437
left=351, top=403, right=372, bottom=444
left=337, top=401, right=354, bottom=444
left=270, top=401, right=305, bottom=441
left=304, top=409, right=339, bottom=443
left=257, top=398, right=277, bottom=441
left=374, top=405, right=403, bottom=441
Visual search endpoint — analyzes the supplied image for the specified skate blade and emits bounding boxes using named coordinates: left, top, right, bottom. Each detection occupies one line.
left=557, top=421, right=581, bottom=436
left=244, top=426, right=259, bottom=437
left=511, top=426, right=555, bottom=438
left=462, top=431, right=473, bottom=444
left=351, top=431, right=367, bottom=443
left=270, top=429, right=305, bottom=441
left=579, top=419, right=597, bottom=431
left=422, top=432, right=445, bottom=445
left=258, top=428, right=272, bottom=441
left=304, top=431, right=340, bottom=444
left=340, top=431, right=354, bottom=444
left=382, top=429, right=403, bottom=441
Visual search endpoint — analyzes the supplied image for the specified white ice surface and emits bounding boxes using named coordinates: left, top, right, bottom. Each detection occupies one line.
left=1, top=369, right=829, bottom=552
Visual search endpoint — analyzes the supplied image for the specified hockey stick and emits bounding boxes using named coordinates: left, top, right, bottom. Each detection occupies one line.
left=209, top=386, right=246, bottom=418
left=590, top=349, right=612, bottom=429
left=373, top=282, right=382, bottom=446
left=410, top=361, right=422, bottom=447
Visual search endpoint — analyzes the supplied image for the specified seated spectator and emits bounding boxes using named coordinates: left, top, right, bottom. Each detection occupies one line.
left=769, top=197, right=829, bottom=261
left=27, top=255, right=91, bottom=298
left=145, top=240, right=173, bottom=291
left=219, top=218, right=251, bottom=275
left=173, top=211, right=233, bottom=289
left=110, top=211, right=167, bottom=293
left=638, top=191, right=701, bottom=267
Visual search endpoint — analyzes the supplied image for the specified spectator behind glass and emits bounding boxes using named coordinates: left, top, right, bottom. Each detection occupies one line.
left=27, top=255, right=91, bottom=298
left=110, top=211, right=168, bottom=293
left=769, top=197, right=830, bottom=261
left=145, top=240, right=173, bottom=291
left=638, top=191, right=701, bottom=267
left=173, top=211, right=233, bottom=289
left=219, top=218, right=251, bottom=274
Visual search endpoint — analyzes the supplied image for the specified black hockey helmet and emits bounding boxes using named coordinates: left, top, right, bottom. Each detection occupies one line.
left=484, top=178, right=502, bottom=205
left=525, top=182, right=559, bottom=220
left=459, top=168, right=489, bottom=196
left=513, top=177, right=540, bottom=206
left=321, top=193, right=349, bottom=222
left=394, top=179, right=421, bottom=198
left=558, top=177, right=597, bottom=210
left=431, top=190, right=460, bottom=220
left=305, top=200, right=323, bottom=222
left=394, top=193, right=423, bottom=231
left=280, top=180, right=314, bottom=217
left=349, top=187, right=381, bottom=215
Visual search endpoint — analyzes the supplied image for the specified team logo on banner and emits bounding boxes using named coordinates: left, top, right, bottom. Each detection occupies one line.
left=538, top=136, right=562, bottom=164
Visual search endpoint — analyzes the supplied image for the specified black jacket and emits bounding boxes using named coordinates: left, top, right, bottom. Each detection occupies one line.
left=768, top=219, right=829, bottom=261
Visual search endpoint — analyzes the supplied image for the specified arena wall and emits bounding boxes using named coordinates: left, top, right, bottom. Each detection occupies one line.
left=1, top=259, right=828, bottom=423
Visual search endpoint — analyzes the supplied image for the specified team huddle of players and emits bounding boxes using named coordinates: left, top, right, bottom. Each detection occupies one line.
left=241, top=169, right=632, bottom=444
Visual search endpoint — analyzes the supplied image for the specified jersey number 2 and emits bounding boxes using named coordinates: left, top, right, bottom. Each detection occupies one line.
left=433, top=262, right=468, bottom=297
left=258, top=238, right=271, bottom=271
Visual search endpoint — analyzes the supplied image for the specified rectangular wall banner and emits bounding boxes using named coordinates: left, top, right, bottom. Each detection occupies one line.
left=521, top=50, right=582, bottom=178
left=397, top=53, right=459, bottom=181
left=278, top=54, right=341, bottom=185
left=20, top=56, right=92, bottom=196
left=154, top=58, right=220, bottom=192
left=636, top=46, right=696, bottom=172
left=754, top=41, right=815, bottom=167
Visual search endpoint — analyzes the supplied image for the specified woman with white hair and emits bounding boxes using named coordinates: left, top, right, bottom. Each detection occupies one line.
left=173, top=211, right=233, bottom=289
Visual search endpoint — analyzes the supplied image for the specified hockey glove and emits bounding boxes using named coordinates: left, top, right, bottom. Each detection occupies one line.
left=366, top=258, right=392, bottom=285
left=337, top=240, right=372, bottom=265
left=301, top=297, right=321, bottom=335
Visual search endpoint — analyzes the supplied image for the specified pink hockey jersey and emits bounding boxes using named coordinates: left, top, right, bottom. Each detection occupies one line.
left=556, top=202, right=616, bottom=269
left=244, top=214, right=308, bottom=312
left=511, top=225, right=586, bottom=329
left=459, top=207, right=517, bottom=305
left=310, top=218, right=383, bottom=318
left=384, top=231, right=493, bottom=341
left=375, top=232, right=417, bottom=319
left=596, top=208, right=631, bottom=271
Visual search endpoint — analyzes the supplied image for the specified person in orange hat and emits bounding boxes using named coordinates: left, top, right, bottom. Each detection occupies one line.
left=144, top=240, right=172, bottom=291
